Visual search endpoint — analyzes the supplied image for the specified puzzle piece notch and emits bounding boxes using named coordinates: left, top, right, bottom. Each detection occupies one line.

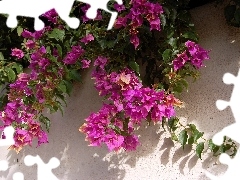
left=0, top=0, right=80, bottom=31
left=0, top=126, right=15, bottom=147
left=213, top=70, right=240, bottom=145
left=206, top=69, right=240, bottom=179
left=12, top=172, right=24, bottom=180
left=0, top=160, right=8, bottom=171
left=0, top=126, right=16, bottom=176
left=82, top=0, right=123, bottom=30
left=24, top=155, right=60, bottom=180
left=218, top=70, right=240, bottom=119
left=205, top=150, right=240, bottom=180
left=0, top=0, right=123, bottom=31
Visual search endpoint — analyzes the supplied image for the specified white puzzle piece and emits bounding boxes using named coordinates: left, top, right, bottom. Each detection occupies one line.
left=0, top=126, right=17, bottom=177
left=24, top=155, right=60, bottom=180
left=0, top=126, right=14, bottom=146
left=205, top=69, right=240, bottom=179
left=0, top=0, right=123, bottom=30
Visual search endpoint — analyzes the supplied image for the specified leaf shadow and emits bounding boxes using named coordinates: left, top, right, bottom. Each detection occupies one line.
left=172, top=144, right=192, bottom=165
left=159, top=137, right=174, bottom=166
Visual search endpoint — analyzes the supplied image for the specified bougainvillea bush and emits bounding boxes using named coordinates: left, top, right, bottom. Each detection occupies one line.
left=0, top=0, right=237, bottom=159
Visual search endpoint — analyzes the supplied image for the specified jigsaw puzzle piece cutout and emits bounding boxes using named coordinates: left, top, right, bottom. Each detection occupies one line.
left=211, top=123, right=240, bottom=146
left=212, top=70, right=240, bottom=146
left=24, top=155, right=60, bottom=180
left=12, top=172, right=24, bottom=180
left=0, top=160, right=8, bottom=171
left=54, top=0, right=80, bottom=29
left=0, top=126, right=15, bottom=146
left=205, top=150, right=240, bottom=180
left=218, top=70, right=240, bottom=120
left=78, top=0, right=123, bottom=30
left=0, top=0, right=51, bottom=30
left=206, top=69, right=240, bottom=179
left=0, top=0, right=79, bottom=30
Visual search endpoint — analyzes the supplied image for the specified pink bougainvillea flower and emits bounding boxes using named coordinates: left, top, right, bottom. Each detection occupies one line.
left=93, top=56, right=108, bottom=69
left=172, top=51, right=189, bottom=71
left=130, top=35, right=140, bottom=49
left=42, top=8, right=58, bottom=24
left=185, top=40, right=198, bottom=56
left=63, top=45, right=85, bottom=64
left=25, top=40, right=36, bottom=49
left=80, top=34, right=94, bottom=45
left=81, top=59, right=91, bottom=69
left=114, top=3, right=126, bottom=12
left=114, top=17, right=127, bottom=29
left=122, top=135, right=140, bottom=151
left=21, top=30, right=34, bottom=38
left=11, top=48, right=24, bottom=59
left=149, top=18, right=161, bottom=31
left=37, top=131, right=49, bottom=147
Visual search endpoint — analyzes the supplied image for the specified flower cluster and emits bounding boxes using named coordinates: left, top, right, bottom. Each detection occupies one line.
left=114, top=0, right=164, bottom=49
left=173, top=40, right=210, bottom=71
left=63, top=45, right=85, bottom=65
left=41, top=9, right=59, bottom=24
left=0, top=0, right=211, bottom=155
left=79, top=56, right=181, bottom=151
left=63, top=34, right=94, bottom=66
left=0, top=73, right=48, bottom=153
left=11, top=48, right=24, bottom=59
left=0, top=9, right=95, bottom=152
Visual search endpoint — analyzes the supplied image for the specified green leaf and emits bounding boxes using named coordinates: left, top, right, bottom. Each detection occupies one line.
left=170, top=8, right=177, bottom=22
left=182, top=32, right=198, bottom=41
left=173, top=82, right=183, bottom=93
left=106, top=40, right=116, bottom=48
left=196, top=142, right=204, bottom=159
left=160, top=14, right=166, bottom=29
left=180, top=79, right=188, bottom=89
left=17, top=26, right=23, bottom=36
left=6, top=68, right=16, bottom=82
left=213, top=146, right=220, bottom=154
left=69, top=69, right=81, bottom=82
left=178, top=130, right=188, bottom=149
left=0, top=52, right=4, bottom=60
left=57, top=82, right=67, bottom=93
left=219, top=145, right=226, bottom=153
left=171, top=133, right=178, bottom=141
left=63, top=80, right=73, bottom=95
left=55, top=44, right=62, bottom=58
left=48, top=29, right=65, bottom=42
left=46, top=46, right=51, bottom=54
left=223, top=144, right=233, bottom=151
left=162, top=49, right=172, bottom=62
left=193, top=131, right=204, bottom=143
left=189, top=124, right=197, bottom=131
left=0, top=94, right=8, bottom=110
left=189, top=124, right=204, bottom=143
left=39, top=114, right=51, bottom=132
left=11, top=63, right=23, bottom=73
left=56, top=93, right=67, bottom=106
left=168, top=117, right=179, bottom=131
left=129, top=61, right=140, bottom=75
left=167, top=37, right=177, bottom=49
left=98, top=39, right=106, bottom=49
left=188, top=136, right=194, bottom=145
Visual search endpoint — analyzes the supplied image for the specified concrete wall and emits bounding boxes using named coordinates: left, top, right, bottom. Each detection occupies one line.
left=1, top=2, right=240, bottom=180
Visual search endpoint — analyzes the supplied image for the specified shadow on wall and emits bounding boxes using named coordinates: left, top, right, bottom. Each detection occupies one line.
left=1, top=2, right=240, bottom=180
left=1, top=67, right=166, bottom=180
